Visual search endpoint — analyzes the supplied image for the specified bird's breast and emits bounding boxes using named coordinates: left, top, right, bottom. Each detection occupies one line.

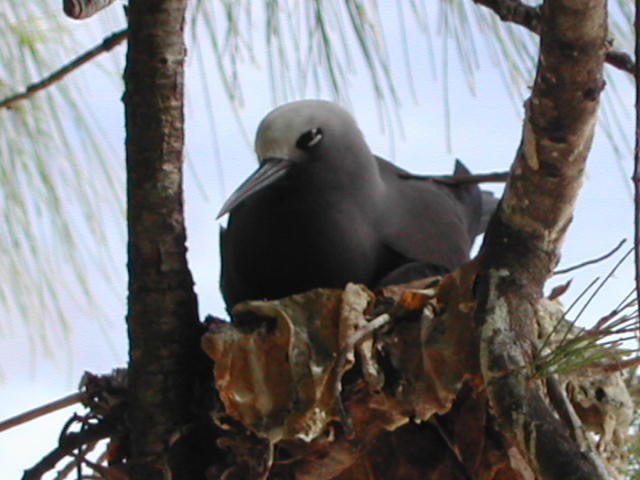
left=221, top=185, right=381, bottom=306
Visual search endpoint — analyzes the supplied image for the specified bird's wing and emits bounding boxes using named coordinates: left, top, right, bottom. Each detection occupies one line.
left=374, top=157, right=481, bottom=276
left=479, top=190, right=500, bottom=232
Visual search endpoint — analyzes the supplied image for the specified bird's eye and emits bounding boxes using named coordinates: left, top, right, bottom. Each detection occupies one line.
left=296, top=128, right=324, bottom=151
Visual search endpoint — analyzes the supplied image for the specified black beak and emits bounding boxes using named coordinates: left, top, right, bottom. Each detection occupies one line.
left=216, top=158, right=293, bottom=219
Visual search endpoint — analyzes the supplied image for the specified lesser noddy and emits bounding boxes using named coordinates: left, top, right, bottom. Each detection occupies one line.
left=218, top=100, right=497, bottom=310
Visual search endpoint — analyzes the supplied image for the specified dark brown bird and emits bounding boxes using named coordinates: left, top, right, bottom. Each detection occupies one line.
left=218, top=100, right=495, bottom=310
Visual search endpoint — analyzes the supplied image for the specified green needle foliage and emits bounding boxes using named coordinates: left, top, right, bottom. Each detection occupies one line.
left=0, top=2, right=123, bottom=354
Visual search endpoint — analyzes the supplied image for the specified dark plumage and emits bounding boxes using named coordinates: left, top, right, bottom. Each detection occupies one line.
left=218, top=100, right=496, bottom=310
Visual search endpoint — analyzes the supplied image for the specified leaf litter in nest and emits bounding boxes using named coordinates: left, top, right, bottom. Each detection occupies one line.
left=201, top=283, right=376, bottom=444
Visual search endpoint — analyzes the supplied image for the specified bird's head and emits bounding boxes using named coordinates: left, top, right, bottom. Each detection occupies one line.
left=217, top=100, right=371, bottom=218
left=254, top=99, right=365, bottom=163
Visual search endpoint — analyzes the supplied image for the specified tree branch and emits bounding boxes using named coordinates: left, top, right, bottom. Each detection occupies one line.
left=473, top=0, right=542, bottom=33
left=63, top=0, right=119, bottom=19
left=554, top=238, right=627, bottom=275
left=0, top=29, right=127, bottom=110
left=473, top=0, right=636, bottom=76
left=22, top=421, right=115, bottom=480
left=124, top=1, right=212, bottom=479
left=399, top=170, right=509, bottom=185
left=634, top=0, right=640, bottom=325
left=475, top=0, right=610, bottom=478
left=0, top=392, right=85, bottom=433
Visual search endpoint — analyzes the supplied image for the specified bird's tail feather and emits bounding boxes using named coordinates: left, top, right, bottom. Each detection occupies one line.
left=451, top=160, right=483, bottom=237
left=450, top=160, right=500, bottom=236
left=479, top=190, right=500, bottom=233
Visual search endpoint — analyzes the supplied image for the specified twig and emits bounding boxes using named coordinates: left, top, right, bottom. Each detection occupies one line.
left=0, top=28, right=128, bottom=110
left=536, top=258, right=640, bottom=373
left=547, top=279, right=572, bottom=300
left=570, top=248, right=634, bottom=327
left=399, top=171, right=509, bottom=185
left=601, top=356, right=640, bottom=373
left=21, top=421, right=115, bottom=480
left=593, top=310, right=621, bottom=332
left=63, top=0, right=119, bottom=19
left=54, top=439, right=99, bottom=480
left=546, top=376, right=584, bottom=445
left=0, top=392, right=85, bottom=433
left=333, top=313, right=392, bottom=436
left=607, top=49, right=636, bottom=75
left=612, top=288, right=637, bottom=314
left=473, top=0, right=541, bottom=33
left=473, top=0, right=636, bottom=76
left=75, top=450, right=129, bottom=480
left=538, top=276, right=600, bottom=357
left=554, top=239, right=627, bottom=275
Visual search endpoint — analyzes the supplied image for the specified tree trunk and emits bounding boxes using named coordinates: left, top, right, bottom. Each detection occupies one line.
left=123, top=1, right=207, bottom=478
left=476, top=0, right=610, bottom=478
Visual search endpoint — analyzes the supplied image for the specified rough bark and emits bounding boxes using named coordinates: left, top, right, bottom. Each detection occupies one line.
left=124, top=1, right=209, bottom=479
left=475, top=0, right=609, bottom=478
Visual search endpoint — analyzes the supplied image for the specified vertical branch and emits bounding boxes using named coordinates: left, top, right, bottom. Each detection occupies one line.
left=124, top=1, right=205, bottom=479
left=475, top=0, right=609, bottom=478
left=635, top=0, right=640, bottom=320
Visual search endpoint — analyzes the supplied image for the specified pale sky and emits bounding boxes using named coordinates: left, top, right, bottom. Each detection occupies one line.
left=0, top=2, right=636, bottom=478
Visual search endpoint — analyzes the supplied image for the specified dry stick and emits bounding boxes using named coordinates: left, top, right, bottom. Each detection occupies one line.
left=545, top=376, right=585, bottom=445
left=561, top=249, right=635, bottom=350
left=0, top=28, right=128, bottom=110
left=55, top=430, right=112, bottom=479
left=472, top=0, right=541, bottom=33
left=72, top=449, right=121, bottom=480
left=608, top=49, right=636, bottom=75
left=554, top=238, right=627, bottom=275
left=22, top=421, right=115, bottom=480
left=399, top=171, right=509, bottom=185
left=601, top=356, right=640, bottom=373
left=55, top=452, right=83, bottom=480
left=56, top=440, right=100, bottom=480
left=576, top=248, right=634, bottom=323
left=333, top=313, right=392, bottom=436
left=612, top=288, right=638, bottom=314
left=63, top=0, right=119, bottom=19
left=473, top=0, right=636, bottom=75
left=0, top=392, right=85, bottom=433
